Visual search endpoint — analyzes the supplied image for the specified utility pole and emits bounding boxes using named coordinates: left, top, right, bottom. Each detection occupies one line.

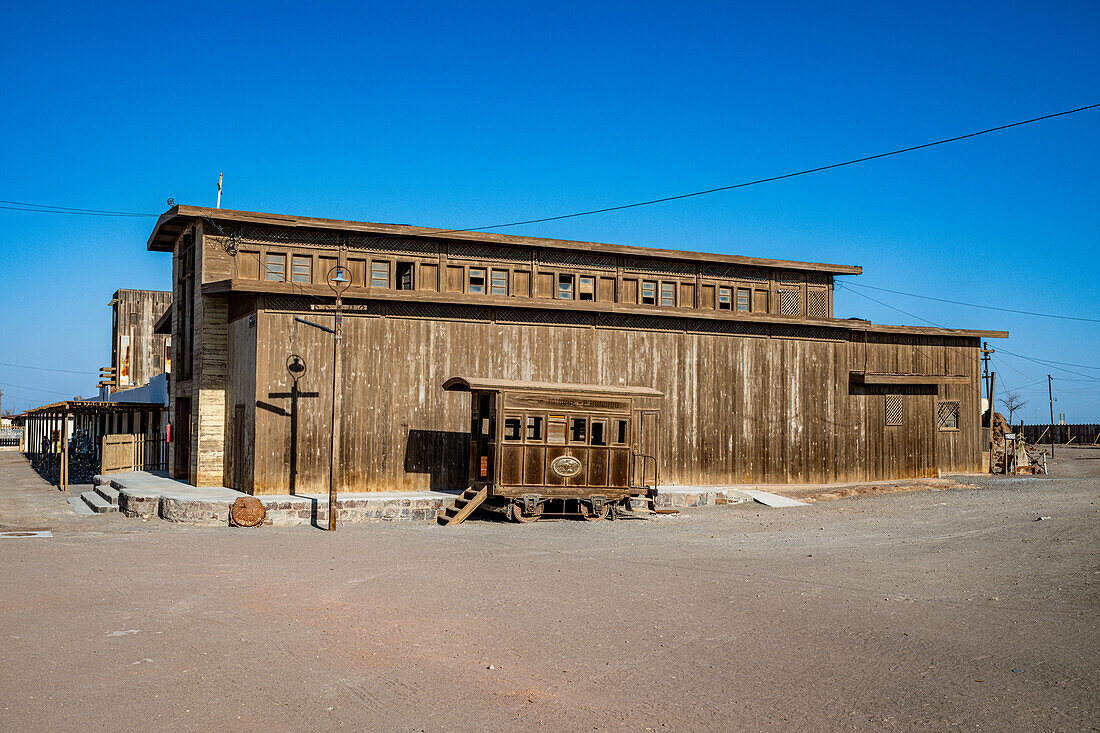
left=981, top=343, right=995, bottom=474
left=1048, top=375, right=1055, bottom=458
left=216, top=172, right=223, bottom=209
left=989, top=371, right=996, bottom=473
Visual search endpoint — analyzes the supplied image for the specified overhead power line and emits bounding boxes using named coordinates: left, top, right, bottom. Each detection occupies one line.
left=2, top=103, right=1097, bottom=227
left=0, top=200, right=156, bottom=217
left=843, top=281, right=1100, bottom=324
left=449, top=102, right=1100, bottom=233
left=0, top=361, right=99, bottom=375
left=0, top=380, right=79, bottom=397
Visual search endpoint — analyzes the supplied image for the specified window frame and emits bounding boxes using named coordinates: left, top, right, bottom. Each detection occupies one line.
left=469, top=268, right=487, bottom=294
left=395, top=261, right=415, bottom=291
left=490, top=269, right=508, bottom=296
left=938, top=400, right=961, bottom=432
left=290, top=255, right=312, bottom=284
left=735, top=287, right=751, bottom=312
left=717, top=286, right=732, bottom=310
left=370, top=260, right=390, bottom=289
left=264, top=252, right=286, bottom=282
left=557, top=274, right=574, bottom=300
left=578, top=276, right=595, bottom=301
left=640, top=280, right=657, bottom=305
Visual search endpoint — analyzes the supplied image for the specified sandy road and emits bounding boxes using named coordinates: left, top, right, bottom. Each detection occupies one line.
left=0, top=447, right=1097, bottom=731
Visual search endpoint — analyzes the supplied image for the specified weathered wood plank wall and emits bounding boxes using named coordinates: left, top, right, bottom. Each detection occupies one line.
left=240, top=305, right=982, bottom=494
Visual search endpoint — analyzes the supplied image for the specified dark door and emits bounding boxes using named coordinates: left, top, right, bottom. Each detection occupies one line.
left=174, top=397, right=191, bottom=481
left=232, top=404, right=246, bottom=490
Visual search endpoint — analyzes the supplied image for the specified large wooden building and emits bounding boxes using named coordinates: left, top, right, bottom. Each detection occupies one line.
left=146, top=206, right=1005, bottom=494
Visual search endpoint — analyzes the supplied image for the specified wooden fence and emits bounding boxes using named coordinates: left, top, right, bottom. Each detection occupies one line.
left=1018, top=423, right=1100, bottom=446
left=101, top=434, right=168, bottom=474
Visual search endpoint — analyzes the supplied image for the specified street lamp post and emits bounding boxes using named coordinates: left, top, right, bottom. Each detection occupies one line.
left=327, top=266, right=350, bottom=531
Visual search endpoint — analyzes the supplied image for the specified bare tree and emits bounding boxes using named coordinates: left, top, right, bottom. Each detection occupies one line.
left=1000, top=392, right=1027, bottom=427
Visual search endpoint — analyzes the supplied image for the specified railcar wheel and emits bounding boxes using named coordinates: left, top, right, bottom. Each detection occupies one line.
left=579, top=501, right=610, bottom=522
left=509, top=501, right=543, bottom=523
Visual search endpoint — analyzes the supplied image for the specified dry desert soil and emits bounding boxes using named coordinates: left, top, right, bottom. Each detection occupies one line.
left=1, top=447, right=1097, bottom=731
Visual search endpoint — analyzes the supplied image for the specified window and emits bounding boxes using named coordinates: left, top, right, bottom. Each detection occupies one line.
left=264, top=253, right=286, bottom=281
left=503, top=415, right=522, bottom=441
left=613, top=419, right=629, bottom=445
left=526, top=416, right=543, bottom=441
left=885, top=394, right=903, bottom=427
left=590, top=420, right=607, bottom=446
left=660, top=282, right=676, bottom=307
left=569, top=417, right=587, bottom=443
left=780, top=289, right=800, bottom=315
left=938, top=401, right=960, bottom=431
left=548, top=416, right=566, bottom=444
left=371, top=261, right=390, bottom=288
left=736, top=288, right=750, bottom=312
left=717, top=287, right=732, bottom=310
left=291, top=255, right=311, bottom=284
left=490, top=269, right=508, bottom=296
left=641, top=281, right=657, bottom=305
left=578, top=276, right=595, bottom=301
left=469, top=268, right=486, bottom=294
left=396, top=262, right=414, bottom=290
left=557, top=274, right=574, bottom=300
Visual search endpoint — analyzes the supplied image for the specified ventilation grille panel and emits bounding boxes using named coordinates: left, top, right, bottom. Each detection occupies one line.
left=885, top=395, right=903, bottom=426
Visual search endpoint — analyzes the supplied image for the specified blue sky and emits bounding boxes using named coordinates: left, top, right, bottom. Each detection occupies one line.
left=1, top=0, right=1097, bottom=422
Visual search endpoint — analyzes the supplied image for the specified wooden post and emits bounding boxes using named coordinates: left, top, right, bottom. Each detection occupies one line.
left=61, top=410, right=70, bottom=492
left=329, top=297, right=343, bottom=531
left=1048, top=375, right=1055, bottom=458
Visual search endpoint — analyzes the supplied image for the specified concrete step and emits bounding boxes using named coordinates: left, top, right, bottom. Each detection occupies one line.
left=68, top=496, right=96, bottom=516
left=94, top=484, right=120, bottom=505
left=81, top=491, right=117, bottom=514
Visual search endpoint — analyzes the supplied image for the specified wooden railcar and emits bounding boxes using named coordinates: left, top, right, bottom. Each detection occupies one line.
left=442, top=377, right=663, bottom=522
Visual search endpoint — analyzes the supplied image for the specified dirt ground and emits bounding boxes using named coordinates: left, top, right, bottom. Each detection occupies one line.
left=0, top=448, right=1097, bottom=732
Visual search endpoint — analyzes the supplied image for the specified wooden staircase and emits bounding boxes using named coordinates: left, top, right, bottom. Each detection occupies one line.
left=438, top=486, right=488, bottom=526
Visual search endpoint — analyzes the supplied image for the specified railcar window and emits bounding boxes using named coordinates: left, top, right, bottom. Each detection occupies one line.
left=591, top=420, right=607, bottom=446
left=660, top=282, right=676, bottom=307
left=613, top=419, right=629, bottom=445
left=736, top=288, right=751, bottom=311
left=526, top=416, right=543, bottom=441
left=718, top=287, right=731, bottom=310
left=490, top=269, right=508, bottom=295
left=578, top=276, right=595, bottom=301
left=503, top=415, right=522, bottom=441
left=569, top=417, right=587, bottom=443
left=469, top=268, right=486, bottom=294
left=396, top=262, right=414, bottom=290
left=557, top=274, right=574, bottom=300
left=371, top=261, right=390, bottom=288
left=548, top=416, right=566, bottom=444
left=641, top=281, right=657, bottom=305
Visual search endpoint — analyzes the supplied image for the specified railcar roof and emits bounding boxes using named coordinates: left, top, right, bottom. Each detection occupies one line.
left=443, top=377, right=663, bottom=398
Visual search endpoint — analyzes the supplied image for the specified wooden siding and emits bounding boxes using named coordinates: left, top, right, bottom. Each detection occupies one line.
left=217, top=228, right=835, bottom=319
left=241, top=304, right=983, bottom=495
left=111, top=289, right=171, bottom=389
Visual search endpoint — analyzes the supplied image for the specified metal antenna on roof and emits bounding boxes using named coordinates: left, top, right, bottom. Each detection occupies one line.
left=216, top=172, right=223, bottom=209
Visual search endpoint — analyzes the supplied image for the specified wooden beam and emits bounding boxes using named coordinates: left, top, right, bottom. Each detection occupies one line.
left=850, top=371, right=972, bottom=385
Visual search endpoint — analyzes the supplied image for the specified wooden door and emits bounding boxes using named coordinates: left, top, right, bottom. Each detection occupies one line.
left=633, top=410, right=660, bottom=487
